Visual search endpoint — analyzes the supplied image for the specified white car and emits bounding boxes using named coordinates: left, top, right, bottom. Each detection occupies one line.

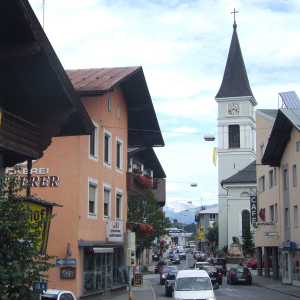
left=41, top=289, right=77, bottom=299
left=173, top=270, right=218, bottom=300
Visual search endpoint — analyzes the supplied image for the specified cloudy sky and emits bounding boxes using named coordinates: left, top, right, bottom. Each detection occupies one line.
left=29, top=0, right=300, bottom=208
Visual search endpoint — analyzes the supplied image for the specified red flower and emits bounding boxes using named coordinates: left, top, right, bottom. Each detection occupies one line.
left=137, top=223, right=154, bottom=233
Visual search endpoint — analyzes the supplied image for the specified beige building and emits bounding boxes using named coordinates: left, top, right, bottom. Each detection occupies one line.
left=255, top=93, right=300, bottom=285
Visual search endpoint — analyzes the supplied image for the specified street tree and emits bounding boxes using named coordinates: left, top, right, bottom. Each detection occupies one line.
left=128, top=189, right=171, bottom=249
left=0, top=168, right=57, bottom=300
left=205, top=222, right=219, bottom=250
left=241, top=225, right=255, bottom=256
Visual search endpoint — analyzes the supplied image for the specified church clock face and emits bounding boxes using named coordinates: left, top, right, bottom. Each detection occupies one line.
left=228, top=103, right=240, bottom=115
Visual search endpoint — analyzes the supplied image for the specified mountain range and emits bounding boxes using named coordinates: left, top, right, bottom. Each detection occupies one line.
left=163, top=201, right=218, bottom=224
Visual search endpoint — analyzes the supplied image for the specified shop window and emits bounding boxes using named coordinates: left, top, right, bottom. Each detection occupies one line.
left=89, top=121, right=98, bottom=161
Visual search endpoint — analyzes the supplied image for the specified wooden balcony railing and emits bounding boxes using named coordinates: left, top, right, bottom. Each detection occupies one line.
left=127, top=172, right=146, bottom=197
left=0, top=109, right=40, bottom=158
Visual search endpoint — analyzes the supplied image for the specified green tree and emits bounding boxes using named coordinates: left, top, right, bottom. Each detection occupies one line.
left=0, top=169, right=57, bottom=300
left=205, top=222, right=219, bottom=250
left=184, top=223, right=196, bottom=238
left=128, top=189, right=171, bottom=249
left=241, top=225, right=255, bottom=256
left=173, top=218, right=178, bottom=224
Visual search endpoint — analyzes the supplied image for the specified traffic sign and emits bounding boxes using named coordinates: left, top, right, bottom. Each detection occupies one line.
left=56, top=258, right=76, bottom=266
left=198, top=234, right=205, bottom=239
left=33, top=282, right=47, bottom=291
left=199, top=227, right=204, bottom=234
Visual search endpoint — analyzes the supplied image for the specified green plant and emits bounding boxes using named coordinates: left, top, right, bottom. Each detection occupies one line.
left=221, top=245, right=228, bottom=254
left=241, top=225, right=255, bottom=256
left=142, top=266, right=149, bottom=273
left=0, top=167, right=57, bottom=299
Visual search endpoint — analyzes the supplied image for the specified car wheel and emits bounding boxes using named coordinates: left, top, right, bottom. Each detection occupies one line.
left=252, top=265, right=257, bottom=270
left=249, top=281, right=252, bottom=285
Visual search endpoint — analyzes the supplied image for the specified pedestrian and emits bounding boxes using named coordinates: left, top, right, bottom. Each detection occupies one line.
left=239, top=258, right=243, bottom=266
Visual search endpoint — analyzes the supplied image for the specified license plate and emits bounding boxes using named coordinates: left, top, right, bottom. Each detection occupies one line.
left=238, top=279, right=246, bottom=281
left=211, top=278, right=216, bottom=280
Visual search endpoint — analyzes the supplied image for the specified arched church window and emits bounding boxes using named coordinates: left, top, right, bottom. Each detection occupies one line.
left=229, top=125, right=240, bottom=148
left=242, top=210, right=250, bottom=235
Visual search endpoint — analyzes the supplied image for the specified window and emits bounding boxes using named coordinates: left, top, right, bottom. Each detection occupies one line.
left=275, top=203, right=278, bottom=222
left=104, top=129, right=112, bottom=167
left=108, top=96, right=111, bottom=112
left=116, top=189, right=123, bottom=220
left=283, top=169, right=288, bottom=190
left=88, top=178, right=98, bottom=219
left=89, top=121, right=98, bottom=160
left=269, top=169, right=274, bottom=188
left=294, top=206, right=298, bottom=228
left=274, top=168, right=277, bottom=185
left=297, top=140, right=300, bottom=152
left=285, top=208, right=290, bottom=228
left=260, top=143, right=264, bottom=160
left=117, top=104, right=120, bottom=119
left=293, top=164, right=297, bottom=187
left=259, top=176, right=265, bottom=193
left=228, top=125, right=240, bottom=148
left=269, top=205, right=274, bottom=222
left=116, top=138, right=123, bottom=172
left=242, top=210, right=250, bottom=236
left=103, top=184, right=111, bottom=218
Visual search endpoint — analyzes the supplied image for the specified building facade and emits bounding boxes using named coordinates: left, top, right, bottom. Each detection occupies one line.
left=215, top=21, right=257, bottom=248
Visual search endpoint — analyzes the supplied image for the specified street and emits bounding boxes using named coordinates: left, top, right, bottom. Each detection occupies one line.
left=145, top=252, right=299, bottom=300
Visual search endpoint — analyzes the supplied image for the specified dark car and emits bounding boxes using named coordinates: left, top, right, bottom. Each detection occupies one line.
left=211, top=258, right=227, bottom=276
left=202, top=266, right=222, bottom=285
left=152, top=253, right=160, bottom=261
left=170, top=254, right=180, bottom=264
left=165, top=270, right=179, bottom=297
left=160, top=265, right=179, bottom=285
left=197, top=253, right=208, bottom=262
left=247, top=257, right=272, bottom=270
left=227, top=266, right=252, bottom=285
left=154, top=259, right=174, bottom=274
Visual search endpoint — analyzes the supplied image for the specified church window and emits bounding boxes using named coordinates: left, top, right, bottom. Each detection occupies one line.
left=228, top=125, right=240, bottom=148
left=241, top=210, right=250, bottom=236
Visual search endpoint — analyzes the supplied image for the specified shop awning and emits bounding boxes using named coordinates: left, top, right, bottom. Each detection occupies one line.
left=93, top=247, right=114, bottom=253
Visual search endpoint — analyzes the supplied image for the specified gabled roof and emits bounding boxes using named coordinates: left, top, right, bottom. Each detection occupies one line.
left=128, top=147, right=166, bottom=178
left=199, top=207, right=218, bottom=214
left=221, top=160, right=256, bottom=186
left=215, top=24, right=255, bottom=99
left=67, top=68, right=165, bottom=147
left=262, top=109, right=300, bottom=167
left=256, top=109, right=278, bottom=122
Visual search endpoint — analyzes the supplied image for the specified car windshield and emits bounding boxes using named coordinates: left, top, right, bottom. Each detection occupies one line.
left=235, top=267, right=248, bottom=273
left=203, top=267, right=217, bottom=272
left=213, top=259, right=226, bottom=266
left=176, top=277, right=211, bottom=291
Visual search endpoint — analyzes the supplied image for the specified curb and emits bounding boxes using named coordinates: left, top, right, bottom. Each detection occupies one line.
left=252, top=282, right=300, bottom=299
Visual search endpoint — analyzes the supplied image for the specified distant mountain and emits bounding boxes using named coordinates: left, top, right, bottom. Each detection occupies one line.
left=164, top=202, right=218, bottom=224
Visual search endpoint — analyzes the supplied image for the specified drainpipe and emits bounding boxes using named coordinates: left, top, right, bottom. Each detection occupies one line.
left=221, top=182, right=229, bottom=249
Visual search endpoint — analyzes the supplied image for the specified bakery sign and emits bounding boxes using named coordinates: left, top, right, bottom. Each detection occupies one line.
left=107, top=220, right=123, bottom=242
left=6, top=167, right=59, bottom=187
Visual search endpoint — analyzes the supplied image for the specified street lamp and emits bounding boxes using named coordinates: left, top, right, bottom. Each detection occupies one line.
left=204, top=134, right=215, bottom=141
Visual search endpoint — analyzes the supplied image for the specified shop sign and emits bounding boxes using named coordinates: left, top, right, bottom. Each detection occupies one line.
left=264, top=232, right=278, bottom=238
left=107, top=220, right=123, bottom=242
left=6, top=167, right=59, bottom=187
left=198, top=234, right=205, bottom=239
left=253, top=221, right=274, bottom=226
left=199, top=227, right=204, bottom=234
left=250, top=196, right=257, bottom=224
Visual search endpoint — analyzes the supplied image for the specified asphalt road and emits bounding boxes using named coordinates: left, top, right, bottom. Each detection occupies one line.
left=146, top=252, right=298, bottom=300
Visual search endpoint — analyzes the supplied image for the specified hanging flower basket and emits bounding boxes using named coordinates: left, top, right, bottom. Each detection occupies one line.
left=134, top=175, right=153, bottom=189
left=137, top=223, right=154, bottom=234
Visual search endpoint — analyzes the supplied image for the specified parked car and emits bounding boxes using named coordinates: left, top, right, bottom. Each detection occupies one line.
left=227, top=266, right=252, bottom=285
left=247, top=257, right=272, bottom=270
left=191, top=261, right=210, bottom=270
left=170, top=254, right=180, bottom=264
left=202, top=266, right=223, bottom=285
left=177, top=251, right=186, bottom=260
left=154, top=259, right=174, bottom=274
left=160, top=265, right=179, bottom=285
left=211, top=258, right=227, bottom=276
left=173, top=270, right=219, bottom=300
left=165, top=270, right=179, bottom=297
left=41, top=289, right=77, bottom=299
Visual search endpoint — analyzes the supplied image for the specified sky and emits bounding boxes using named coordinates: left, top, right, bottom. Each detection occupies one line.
left=29, top=0, right=300, bottom=208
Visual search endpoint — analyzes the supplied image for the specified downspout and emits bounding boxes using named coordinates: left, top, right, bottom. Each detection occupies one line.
left=221, top=182, right=229, bottom=249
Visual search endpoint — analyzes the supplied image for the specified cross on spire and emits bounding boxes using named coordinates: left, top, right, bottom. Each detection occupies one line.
left=231, top=8, right=238, bottom=26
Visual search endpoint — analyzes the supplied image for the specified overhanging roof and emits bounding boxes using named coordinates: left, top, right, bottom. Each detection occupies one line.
left=67, top=68, right=164, bottom=147
left=262, top=109, right=300, bottom=167
left=0, top=0, right=93, bottom=138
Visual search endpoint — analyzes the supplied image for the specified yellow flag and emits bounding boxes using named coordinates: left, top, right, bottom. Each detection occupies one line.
left=213, top=147, right=217, bottom=166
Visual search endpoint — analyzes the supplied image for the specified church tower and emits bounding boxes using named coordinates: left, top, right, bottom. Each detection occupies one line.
left=215, top=19, right=257, bottom=248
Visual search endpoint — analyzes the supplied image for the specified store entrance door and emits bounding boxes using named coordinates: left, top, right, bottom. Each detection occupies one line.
left=282, top=251, right=292, bottom=284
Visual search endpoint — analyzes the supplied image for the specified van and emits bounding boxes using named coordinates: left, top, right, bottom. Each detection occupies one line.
left=172, top=270, right=218, bottom=300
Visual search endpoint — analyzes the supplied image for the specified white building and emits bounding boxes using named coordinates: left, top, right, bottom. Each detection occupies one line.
left=215, top=21, right=257, bottom=248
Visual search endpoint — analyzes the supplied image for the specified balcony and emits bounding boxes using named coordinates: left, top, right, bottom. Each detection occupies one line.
left=0, top=109, right=40, bottom=159
left=127, top=172, right=146, bottom=197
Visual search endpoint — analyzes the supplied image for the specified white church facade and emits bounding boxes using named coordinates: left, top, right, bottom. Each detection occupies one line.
left=215, top=21, right=257, bottom=248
